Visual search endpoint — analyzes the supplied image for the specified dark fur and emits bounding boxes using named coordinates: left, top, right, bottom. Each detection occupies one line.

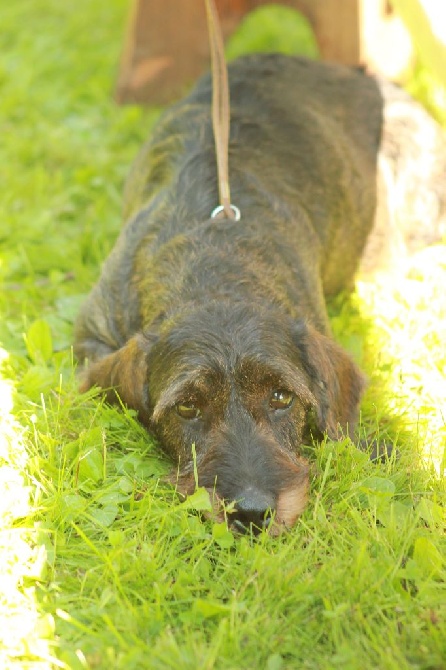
left=74, top=55, right=446, bottom=532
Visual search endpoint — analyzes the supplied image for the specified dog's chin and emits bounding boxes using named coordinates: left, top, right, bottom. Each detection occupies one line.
left=169, top=469, right=309, bottom=537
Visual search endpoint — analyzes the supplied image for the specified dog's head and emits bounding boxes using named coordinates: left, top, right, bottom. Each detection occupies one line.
left=80, top=302, right=365, bottom=533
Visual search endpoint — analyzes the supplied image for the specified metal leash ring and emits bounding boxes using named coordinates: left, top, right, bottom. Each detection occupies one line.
left=210, top=204, right=241, bottom=221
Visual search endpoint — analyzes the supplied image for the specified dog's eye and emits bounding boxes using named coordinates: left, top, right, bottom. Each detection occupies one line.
left=176, top=402, right=202, bottom=420
left=269, top=389, right=294, bottom=410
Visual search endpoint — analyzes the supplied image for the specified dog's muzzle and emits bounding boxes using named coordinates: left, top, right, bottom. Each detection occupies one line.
left=230, top=487, right=275, bottom=534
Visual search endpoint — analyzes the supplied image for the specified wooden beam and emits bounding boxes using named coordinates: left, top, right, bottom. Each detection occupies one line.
left=115, top=0, right=411, bottom=104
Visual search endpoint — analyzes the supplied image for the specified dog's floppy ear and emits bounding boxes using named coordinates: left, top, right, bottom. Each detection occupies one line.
left=294, top=322, right=366, bottom=439
left=79, top=333, right=155, bottom=425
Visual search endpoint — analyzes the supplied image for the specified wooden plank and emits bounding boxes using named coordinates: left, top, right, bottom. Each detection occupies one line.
left=115, top=0, right=248, bottom=104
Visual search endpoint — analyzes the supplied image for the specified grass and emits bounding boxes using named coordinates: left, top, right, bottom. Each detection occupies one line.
left=0, top=2, right=445, bottom=668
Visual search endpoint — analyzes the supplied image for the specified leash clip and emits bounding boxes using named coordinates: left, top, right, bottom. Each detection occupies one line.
left=211, top=204, right=241, bottom=221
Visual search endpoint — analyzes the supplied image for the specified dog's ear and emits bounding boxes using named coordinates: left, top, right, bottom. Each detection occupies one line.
left=294, top=322, right=366, bottom=439
left=79, top=333, right=155, bottom=425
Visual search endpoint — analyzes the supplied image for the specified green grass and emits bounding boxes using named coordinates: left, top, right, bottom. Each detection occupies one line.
left=0, top=2, right=445, bottom=669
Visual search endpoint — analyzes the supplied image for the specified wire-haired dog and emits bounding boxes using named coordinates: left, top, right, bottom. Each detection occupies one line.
left=74, top=54, right=446, bottom=534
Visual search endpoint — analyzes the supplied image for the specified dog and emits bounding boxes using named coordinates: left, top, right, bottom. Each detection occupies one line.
left=74, top=54, right=446, bottom=534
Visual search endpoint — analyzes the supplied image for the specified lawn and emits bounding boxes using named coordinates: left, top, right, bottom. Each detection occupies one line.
left=0, top=2, right=445, bottom=669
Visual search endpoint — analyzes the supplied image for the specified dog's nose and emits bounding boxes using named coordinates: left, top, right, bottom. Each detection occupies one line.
left=231, top=488, right=275, bottom=533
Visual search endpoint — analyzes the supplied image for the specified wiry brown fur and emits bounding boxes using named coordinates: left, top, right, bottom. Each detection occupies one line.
left=75, top=54, right=446, bottom=532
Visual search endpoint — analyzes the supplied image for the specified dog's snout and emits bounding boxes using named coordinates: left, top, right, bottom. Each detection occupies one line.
left=231, top=488, right=275, bottom=533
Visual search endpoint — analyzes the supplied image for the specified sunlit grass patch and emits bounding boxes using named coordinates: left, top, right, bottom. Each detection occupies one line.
left=0, top=350, right=55, bottom=669
left=356, top=245, right=446, bottom=475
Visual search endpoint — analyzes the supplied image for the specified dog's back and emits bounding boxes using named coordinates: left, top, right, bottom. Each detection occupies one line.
left=76, top=55, right=389, bottom=361
left=75, top=53, right=446, bottom=364
left=124, top=54, right=384, bottom=287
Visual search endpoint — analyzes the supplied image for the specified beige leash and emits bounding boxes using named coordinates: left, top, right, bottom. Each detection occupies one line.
left=205, top=0, right=240, bottom=221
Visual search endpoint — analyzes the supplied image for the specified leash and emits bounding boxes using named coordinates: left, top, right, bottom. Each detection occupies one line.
left=204, top=0, right=241, bottom=221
